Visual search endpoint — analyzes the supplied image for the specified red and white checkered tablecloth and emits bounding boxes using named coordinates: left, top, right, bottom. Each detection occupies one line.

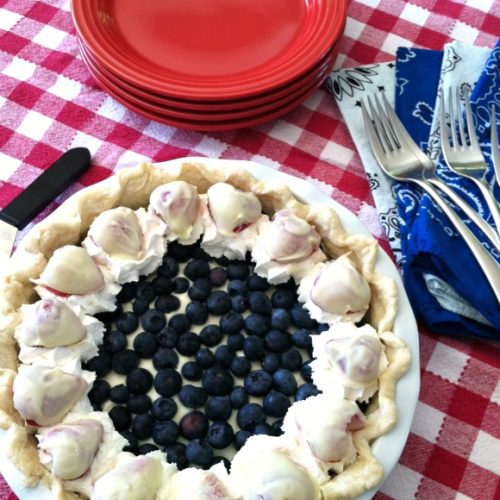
left=0, top=1, right=499, bottom=499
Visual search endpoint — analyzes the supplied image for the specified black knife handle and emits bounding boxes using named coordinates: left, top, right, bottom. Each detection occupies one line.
left=0, top=147, right=91, bottom=230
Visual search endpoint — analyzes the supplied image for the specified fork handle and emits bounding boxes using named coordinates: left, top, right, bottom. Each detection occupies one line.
left=473, top=177, right=500, bottom=237
left=414, top=179, right=500, bottom=304
left=427, top=178, right=500, bottom=250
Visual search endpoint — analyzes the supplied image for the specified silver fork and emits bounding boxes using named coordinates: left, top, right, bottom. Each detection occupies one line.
left=491, top=104, right=500, bottom=187
left=440, top=87, right=500, bottom=235
left=361, top=93, right=500, bottom=304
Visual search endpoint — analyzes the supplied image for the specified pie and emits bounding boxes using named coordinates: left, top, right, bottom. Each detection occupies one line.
left=0, top=159, right=410, bottom=499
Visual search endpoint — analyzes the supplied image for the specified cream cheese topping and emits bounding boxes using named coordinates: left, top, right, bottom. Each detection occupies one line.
left=298, top=254, right=371, bottom=324
left=83, top=207, right=167, bottom=284
left=311, top=323, right=388, bottom=402
left=282, top=395, right=364, bottom=481
left=149, top=180, right=204, bottom=244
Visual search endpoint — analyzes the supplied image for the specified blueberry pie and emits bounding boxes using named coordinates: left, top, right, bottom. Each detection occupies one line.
left=0, top=159, right=410, bottom=499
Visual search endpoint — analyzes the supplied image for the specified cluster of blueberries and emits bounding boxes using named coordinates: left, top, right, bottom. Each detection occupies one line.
left=85, top=240, right=327, bottom=470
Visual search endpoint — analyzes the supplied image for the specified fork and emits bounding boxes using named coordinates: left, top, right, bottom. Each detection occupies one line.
left=440, top=87, right=500, bottom=236
left=361, top=93, right=500, bottom=304
left=491, top=104, right=500, bottom=187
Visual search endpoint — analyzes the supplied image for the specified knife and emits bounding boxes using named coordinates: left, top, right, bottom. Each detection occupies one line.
left=0, top=147, right=91, bottom=267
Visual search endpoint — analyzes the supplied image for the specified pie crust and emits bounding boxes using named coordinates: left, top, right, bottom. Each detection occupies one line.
left=0, top=159, right=411, bottom=499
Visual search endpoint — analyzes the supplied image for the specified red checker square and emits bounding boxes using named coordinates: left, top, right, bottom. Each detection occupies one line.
left=0, top=183, right=22, bottom=207
left=423, top=445, right=468, bottom=491
left=459, top=461, right=500, bottom=499
left=432, top=0, right=464, bottom=17
left=227, top=129, right=268, bottom=155
left=0, top=32, right=31, bottom=55
left=368, top=10, right=399, bottom=32
left=24, top=143, right=63, bottom=170
left=56, top=102, right=95, bottom=130
left=8, top=81, right=43, bottom=109
left=399, top=433, right=435, bottom=474
left=337, top=169, right=371, bottom=200
left=0, top=125, right=15, bottom=149
left=417, top=476, right=459, bottom=500
left=26, top=1, right=58, bottom=23
left=419, top=371, right=456, bottom=412
left=349, top=41, right=380, bottom=65
left=437, top=416, right=479, bottom=459
left=283, top=148, right=317, bottom=177
left=447, top=385, right=489, bottom=428
left=481, top=13, right=500, bottom=35
left=41, top=51, right=74, bottom=73
left=152, top=144, right=191, bottom=163
left=79, top=165, right=112, bottom=187
left=105, top=123, right=143, bottom=150
left=303, top=111, right=338, bottom=140
left=414, top=27, right=449, bottom=51
left=467, top=340, right=500, bottom=369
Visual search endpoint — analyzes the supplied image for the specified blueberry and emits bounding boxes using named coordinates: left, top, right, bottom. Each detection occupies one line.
left=157, top=327, right=178, bottom=348
left=112, top=350, right=139, bottom=375
left=115, top=312, right=139, bottom=334
left=168, top=314, right=191, bottom=334
left=133, top=331, right=158, bottom=358
left=300, top=361, right=313, bottom=383
left=296, top=383, right=320, bottom=401
left=230, top=356, right=251, bottom=377
left=195, top=348, right=216, bottom=369
left=127, top=394, right=152, bottom=414
left=186, top=439, right=213, bottom=467
left=220, top=311, right=244, bottom=335
left=207, top=422, right=234, bottom=449
left=216, top=255, right=230, bottom=266
left=103, top=330, right=127, bottom=354
left=207, top=291, right=232, bottom=315
left=168, top=241, right=193, bottom=262
left=273, top=369, right=297, bottom=396
left=254, top=422, right=273, bottom=435
left=155, top=294, right=180, bottom=313
left=280, top=347, right=303, bottom=371
left=184, top=259, right=210, bottom=280
left=176, top=331, right=201, bottom=356
left=152, top=276, right=174, bottom=295
left=138, top=443, right=158, bottom=455
left=236, top=403, right=266, bottom=431
left=126, top=368, right=153, bottom=394
left=193, top=246, right=211, bottom=261
left=227, top=262, right=249, bottom=280
left=248, top=291, right=272, bottom=316
left=263, top=391, right=291, bottom=418
left=231, top=295, right=248, bottom=313
left=131, top=413, right=154, bottom=440
left=234, top=430, right=252, bottom=450
left=199, top=324, right=222, bottom=347
left=262, top=353, right=280, bottom=374
left=152, top=420, right=179, bottom=446
left=88, top=379, right=110, bottom=406
left=173, top=277, right=190, bottom=293
left=154, top=368, right=182, bottom=397
left=291, top=329, right=312, bottom=349
left=227, top=279, right=248, bottom=296
left=188, top=278, right=212, bottom=301
left=243, top=336, right=265, bottom=361
left=271, top=289, right=295, bottom=309
left=117, top=282, right=138, bottom=303
left=132, top=297, right=149, bottom=315
left=209, top=267, right=227, bottom=287
left=186, top=301, right=209, bottom=324
left=85, top=352, right=112, bottom=377
left=181, top=361, right=202, bottom=381
left=247, top=273, right=269, bottom=291
left=153, top=348, right=179, bottom=370
left=205, top=396, right=232, bottom=421
left=140, top=309, right=166, bottom=333
left=202, top=367, right=234, bottom=396
left=317, top=322, right=330, bottom=333
left=109, top=384, right=129, bottom=404
left=165, top=443, right=189, bottom=470
left=179, top=385, right=208, bottom=408
left=109, top=405, right=132, bottom=431
left=229, top=386, right=248, bottom=409
left=271, top=309, right=291, bottom=330
left=244, top=313, right=270, bottom=337
left=150, top=398, right=176, bottom=423
left=135, top=282, right=156, bottom=302
left=226, top=333, right=245, bottom=351
left=179, top=410, right=209, bottom=439
left=271, top=418, right=284, bottom=436
left=290, top=303, right=316, bottom=329
left=264, top=330, right=291, bottom=353
left=214, top=345, right=234, bottom=367
left=95, top=307, right=122, bottom=325
left=244, top=370, right=273, bottom=396
left=157, top=256, right=179, bottom=278
left=121, top=430, right=139, bottom=453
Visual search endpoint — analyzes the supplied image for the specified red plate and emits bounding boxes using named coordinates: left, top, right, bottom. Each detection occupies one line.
left=71, top=0, right=346, bottom=100
left=78, top=37, right=338, bottom=113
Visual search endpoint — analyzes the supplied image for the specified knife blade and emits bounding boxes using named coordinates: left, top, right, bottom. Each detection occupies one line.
left=0, top=147, right=91, bottom=267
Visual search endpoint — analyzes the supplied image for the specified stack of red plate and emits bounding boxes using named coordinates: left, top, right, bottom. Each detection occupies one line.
left=71, top=0, right=346, bottom=131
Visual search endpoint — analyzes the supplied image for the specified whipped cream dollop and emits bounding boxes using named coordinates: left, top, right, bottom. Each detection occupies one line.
left=149, top=181, right=204, bottom=244
left=282, top=394, right=365, bottom=481
left=15, top=299, right=104, bottom=365
left=298, top=254, right=371, bottom=324
left=230, top=435, right=319, bottom=500
left=13, top=365, right=88, bottom=427
left=253, top=210, right=326, bottom=284
left=83, top=207, right=167, bottom=284
left=37, top=418, right=103, bottom=480
left=311, top=323, right=388, bottom=402
left=91, top=452, right=165, bottom=500
left=201, top=183, right=267, bottom=260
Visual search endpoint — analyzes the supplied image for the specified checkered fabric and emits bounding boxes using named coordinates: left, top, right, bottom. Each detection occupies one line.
left=0, top=1, right=499, bottom=499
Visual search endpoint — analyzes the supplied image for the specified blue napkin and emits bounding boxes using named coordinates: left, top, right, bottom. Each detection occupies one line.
left=394, top=45, right=500, bottom=339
